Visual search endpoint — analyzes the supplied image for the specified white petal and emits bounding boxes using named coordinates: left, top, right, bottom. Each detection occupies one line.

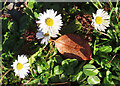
left=11, top=55, right=30, bottom=78
left=102, top=20, right=110, bottom=27
left=36, top=31, right=44, bottom=39
left=41, top=38, right=45, bottom=44
left=36, top=9, right=63, bottom=38
left=92, top=9, right=110, bottom=31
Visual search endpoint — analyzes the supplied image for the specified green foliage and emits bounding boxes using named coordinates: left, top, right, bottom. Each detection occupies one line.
left=2, top=1, right=120, bottom=86
left=83, top=64, right=99, bottom=76
left=62, top=59, right=78, bottom=75
left=54, top=65, right=63, bottom=75
left=87, top=76, right=100, bottom=84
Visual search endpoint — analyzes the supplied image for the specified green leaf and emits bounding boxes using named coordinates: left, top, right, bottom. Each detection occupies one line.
left=54, top=55, right=63, bottom=64
left=50, top=75, right=60, bottom=83
left=113, top=46, right=120, bottom=53
left=29, top=45, right=47, bottom=66
left=69, top=59, right=78, bottom=68
left=101, top=59, right=111, bottom=69
left=34, top=12, right=40, bottom=18
left=69, top=7, right=77, bottom=14
left=2, top=17, right=10, bottom=33
left=98, top=72, right=103, bottom=78
left=103, top=70, right=114, bottom=84
left=63, top=65, right=74, bottom=75
left=69, top=73, right=80, bottom=82
left=93, top=40, right=97, bottom=55
left=47, top=60, right=54, bottom=70
left=104, top=76, right=114, bottom=84
left=60, top=73, right=67, bottom=82
left=28, top=1, right=36, bottom=10
left=83, top=64, right=99, bottom=76
left=40, top=58, right=49, bottom=69
left=23, top=8, right=33, bottom=18
left=39, top=72, right=49, bottom=85
left=8, top=21, right=13, bottom=31
left=29, top=50, right=40, bottom=66
left=37, top=64, right=42, bottom=74
left=62, top=59, right=78, bottom=68
left=29, top=55, right=36, bottom=66
left=89, top=59, right=94, bottom=64
left=98, top=46, right=112, bottom=53
left=112, top=75, right=120, bottom=81
left=62, top=59, right=78, bottom=75
left=54, top=66, right=63, bottom=75
left=87, top=76, right=100, bottom=84
left=107, top=29, right=115, bottom=39
left=36, top=58, right=49, bottom=71
left=28, top=78, right=40, bottom=85
left=77, top=71, right=84, bottom=82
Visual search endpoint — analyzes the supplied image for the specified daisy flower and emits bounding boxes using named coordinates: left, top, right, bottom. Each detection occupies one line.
left=36, top=9, right=63, bottom=36
left=11, top=55, right=30, bottom=78
left=36, top=30, right=57, bottom=45
left=91, top=9, right=110, bottom=31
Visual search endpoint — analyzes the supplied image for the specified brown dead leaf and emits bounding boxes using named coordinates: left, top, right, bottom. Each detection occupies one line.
left=54, top=34, right=92, bottom=61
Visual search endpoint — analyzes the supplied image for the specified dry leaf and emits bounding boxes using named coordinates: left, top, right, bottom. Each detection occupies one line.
left=54, top=34, right=92, bottom=60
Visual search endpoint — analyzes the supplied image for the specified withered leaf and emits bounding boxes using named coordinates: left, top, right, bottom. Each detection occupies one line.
left=55, top=34, right=92, bottom=61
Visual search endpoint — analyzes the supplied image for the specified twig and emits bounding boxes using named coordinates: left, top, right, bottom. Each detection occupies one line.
left=109, top=54, right=116, bottom=64
left=51, top=82, right=69, bottom=85
left=96, top=30, right=109, bottom=37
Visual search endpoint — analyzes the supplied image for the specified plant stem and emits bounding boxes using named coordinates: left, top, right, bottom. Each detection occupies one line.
left=90, top=0, right=99, bottom=9
left=116, top=0, right=119, bottom=7
left=50, top=82, right=69, bottom=85
left=79, top=76, right=87, bottom=83
left=97, top=0, right=103, bottom=8
left=109, top=54, right=116, bottom=64
left=0, top=69, right=12, bottom=82
left=109, top=0, right=113, bottom=8
left=93, top=67, right=102, bottom=72
left=93, top=40, right=97, bottom=55
left=109, top=7, right=114, bottom=17
left=96, top=30, right=109, bottom=37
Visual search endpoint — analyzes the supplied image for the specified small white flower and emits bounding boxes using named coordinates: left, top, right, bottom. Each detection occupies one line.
left=36, top=9, right=63, bottom=36
left=36, top=30, right=57, bottom=45
left=11, top=55, right=30, bottom=79
left=91, top=9, right=110, bottom=31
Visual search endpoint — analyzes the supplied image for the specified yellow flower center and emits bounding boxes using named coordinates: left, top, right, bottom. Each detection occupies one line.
left=45, top=18, right=54, bottom=26
left=44, top=32, right=49, bottom=36
left=95, top=16, right=103, bottom=24
left=17, top=63, right=23, bottom=70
